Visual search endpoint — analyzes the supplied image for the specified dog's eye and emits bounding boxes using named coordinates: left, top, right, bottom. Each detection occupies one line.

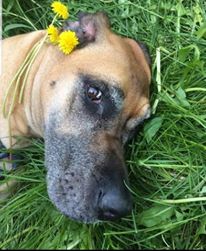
left=87, top=86, right=102, bottom=103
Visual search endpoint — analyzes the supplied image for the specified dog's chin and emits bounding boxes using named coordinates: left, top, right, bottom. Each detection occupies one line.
left=53, top=202, right=97, bottom=223
left=46, top=177, right=99, bottom=224
left=48, top=193, right=99, bottom=224
left=60, top=210, right=99, bottom=224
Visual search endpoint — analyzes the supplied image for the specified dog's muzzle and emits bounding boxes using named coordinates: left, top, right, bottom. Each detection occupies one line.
left=45, top=128, right=132, bottom=223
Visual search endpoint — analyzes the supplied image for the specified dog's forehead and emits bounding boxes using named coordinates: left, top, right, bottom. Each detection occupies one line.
left=48, top=29, right=151, bottom=121
left=68, top=35, right=147, bottom=88
left=72, top=36, right=149, bottom=114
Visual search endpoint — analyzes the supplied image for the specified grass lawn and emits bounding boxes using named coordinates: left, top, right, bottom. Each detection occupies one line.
left=1, top=0, right=206, bottom=249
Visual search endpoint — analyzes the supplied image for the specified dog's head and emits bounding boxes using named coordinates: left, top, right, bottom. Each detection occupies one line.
left=42, top=12, right=151, bottom=223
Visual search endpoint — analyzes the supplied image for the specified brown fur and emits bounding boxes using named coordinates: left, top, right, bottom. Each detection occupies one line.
left=0, top=30, right=150, bottom=147
left=0, top=12, right=151, bottom=222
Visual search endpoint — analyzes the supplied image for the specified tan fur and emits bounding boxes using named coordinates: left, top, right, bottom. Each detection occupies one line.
left=0, top=14, right=152, bottom=220
left=0, top=27, right=150, bottom=149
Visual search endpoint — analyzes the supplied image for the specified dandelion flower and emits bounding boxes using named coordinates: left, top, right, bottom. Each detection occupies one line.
left=58, top=31, right=79, bottom=55
left=47, top=25, right=59, bottom=44
left=51, top=1, right=69, bottom=20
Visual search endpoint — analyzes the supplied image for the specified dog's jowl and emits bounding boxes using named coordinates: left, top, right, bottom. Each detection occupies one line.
left=0, top=12, right=151, bottom=223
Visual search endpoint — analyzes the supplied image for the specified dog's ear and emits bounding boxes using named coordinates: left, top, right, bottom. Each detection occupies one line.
left=123, top=38, right=152, bottom=129
left=126, top=38, right=152, bottom=77
left=62, top=12, right=110, bottom=45
left=125, top=37, right=151, bottom=94
left=135, top=41, right=152, bottom=70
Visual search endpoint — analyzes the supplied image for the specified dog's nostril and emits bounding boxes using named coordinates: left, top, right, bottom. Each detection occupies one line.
left=98, top=189, right=103, bottom=201
left=97, top=188, right=132, bottom=221
left=102, top=209, right=118, bottom=219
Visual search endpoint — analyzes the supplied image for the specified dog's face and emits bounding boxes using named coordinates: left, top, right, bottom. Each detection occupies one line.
left=42, top=12, right=151, bottom=223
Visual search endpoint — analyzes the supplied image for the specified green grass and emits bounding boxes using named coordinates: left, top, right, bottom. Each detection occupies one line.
left=1, top=0, right=206, bottom=249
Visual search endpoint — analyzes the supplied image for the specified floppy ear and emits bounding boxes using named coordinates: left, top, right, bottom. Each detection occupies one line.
left=122, top=103, right=151, bottom=144
left=123, top=38, right=152, bottom=136
left=136, top=41, right=152, bottom=70
left=62, top=11, right=110, bottom=45
left=135, top=40, right=152, bottom=119
left=125, top=38, right=151, bottom=86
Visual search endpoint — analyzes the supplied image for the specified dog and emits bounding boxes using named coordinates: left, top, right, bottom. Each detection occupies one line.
left=0, top=12, right=151, bottom=223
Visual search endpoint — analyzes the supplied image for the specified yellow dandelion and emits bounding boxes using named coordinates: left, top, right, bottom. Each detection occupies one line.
left=47, top=25, right=59, bottom=44
left=51, top=1, right=69, bottom=20
left=58, top=31, right=79, bottom=55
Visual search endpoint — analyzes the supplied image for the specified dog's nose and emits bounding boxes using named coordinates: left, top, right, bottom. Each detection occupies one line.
left=97, top=186, right=132, bottom=221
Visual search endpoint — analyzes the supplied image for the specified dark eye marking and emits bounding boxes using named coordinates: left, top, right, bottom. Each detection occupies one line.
left=79, top=73, right=124, bottom=120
